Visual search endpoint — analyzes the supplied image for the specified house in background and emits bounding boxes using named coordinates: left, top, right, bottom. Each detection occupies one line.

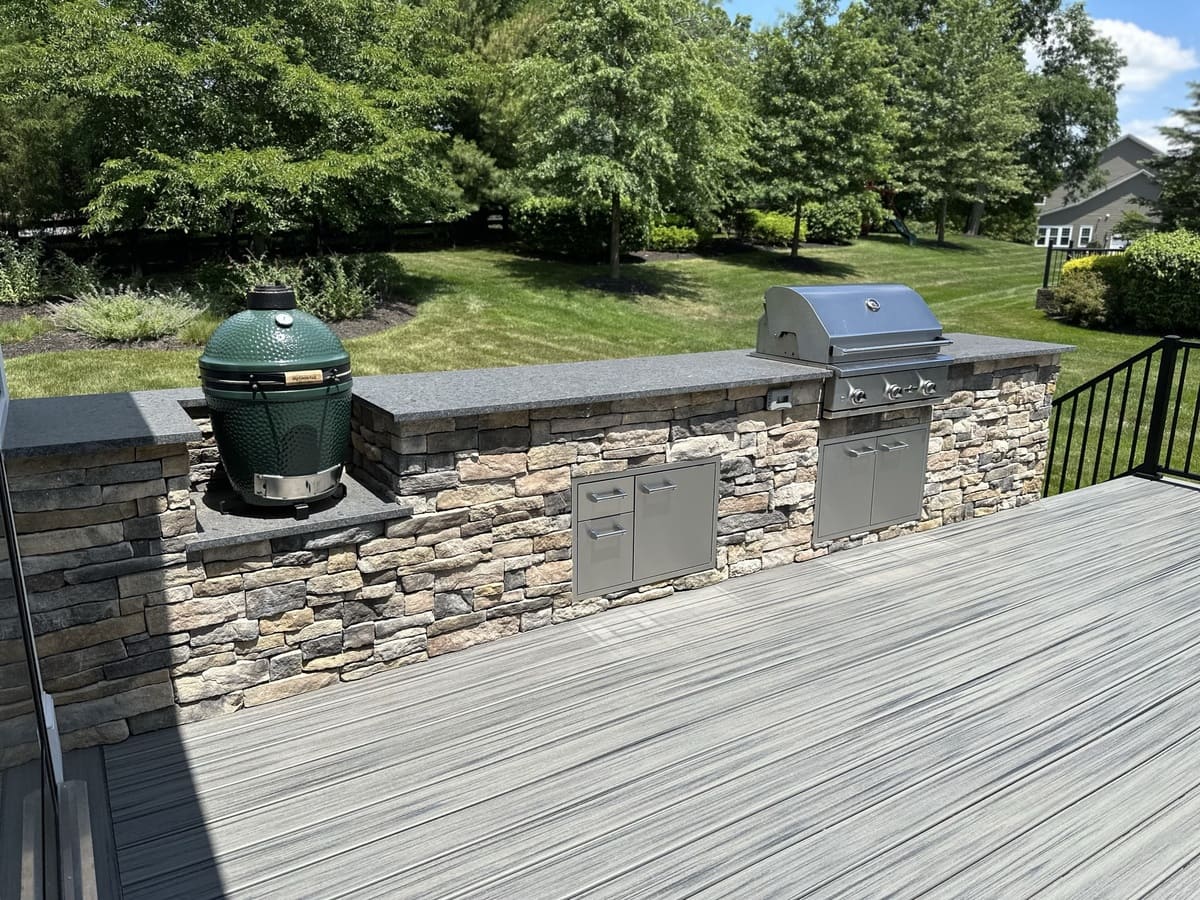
left=1035, top=134, right=1162, bottom=249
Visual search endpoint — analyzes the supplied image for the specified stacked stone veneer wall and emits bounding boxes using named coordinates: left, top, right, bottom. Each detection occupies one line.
left=2, top=354, right=1057, bottom=751
left=0, top=445, right=194, bottom=760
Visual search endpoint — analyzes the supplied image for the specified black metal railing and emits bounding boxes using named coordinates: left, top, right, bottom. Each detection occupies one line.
left=1044, top=335, right=1200, bottom=496
left=1041, top=245, right=1125, bottom=289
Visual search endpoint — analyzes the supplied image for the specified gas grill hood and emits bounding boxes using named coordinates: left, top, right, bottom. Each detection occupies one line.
left=754, top=283, right=954, bottom=416
left=755, top=284, right=951, bottom=367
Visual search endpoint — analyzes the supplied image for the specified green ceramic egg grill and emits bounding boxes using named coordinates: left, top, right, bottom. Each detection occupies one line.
left=200, top=285, right=352, bottom=507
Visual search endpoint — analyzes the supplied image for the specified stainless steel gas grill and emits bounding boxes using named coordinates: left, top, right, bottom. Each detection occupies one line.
left=755, top=284, right=954, bottom=540
left=754, top=284, right=952, bottom=417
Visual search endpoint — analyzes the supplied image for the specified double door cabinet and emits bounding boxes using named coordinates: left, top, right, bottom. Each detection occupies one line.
left=573, top=459, right=719, bottom=598
left=815, top=424, right=931, bottom=541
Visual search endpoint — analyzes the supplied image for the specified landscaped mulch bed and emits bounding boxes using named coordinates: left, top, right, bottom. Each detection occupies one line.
left=0, top=298, right=417, bottom=358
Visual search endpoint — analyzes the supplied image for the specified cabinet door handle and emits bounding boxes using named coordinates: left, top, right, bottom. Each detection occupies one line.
left=845, top=446, right=877, bottom=458
left=879, top=441, right=909, bottom=452
left=587, top=488, right=627, bottom=502
left=587, top=525, right=628, bottom=540
left=641, top=481, right=677, bottom=494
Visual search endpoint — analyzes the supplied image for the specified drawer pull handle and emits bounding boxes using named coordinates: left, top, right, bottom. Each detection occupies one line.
left=642, top=481, right=677, bottom=494
left=587, top=488, right=627, bottom=502
left=587, top=525, right=628, bottom=540
left=845, top=447, right=877, bottom=458
left=879, top=441, right=909, bottom=452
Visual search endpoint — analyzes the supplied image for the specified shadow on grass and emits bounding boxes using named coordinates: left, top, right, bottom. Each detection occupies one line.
left=495, top=253, right=706, bottom=302
left=358, top=253, right=453, bottom=308
left=697, top=242, right=861, bottom=279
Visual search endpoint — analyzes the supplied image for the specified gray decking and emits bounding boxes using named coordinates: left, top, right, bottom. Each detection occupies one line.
left=101, top=476, right=1200, bottom=899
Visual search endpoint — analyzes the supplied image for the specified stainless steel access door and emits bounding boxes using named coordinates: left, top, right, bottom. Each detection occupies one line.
left=815, top=436, right=879, bottom=540
left=870, top=426, right=929, bottom=527
left=632, top=464, right=718, bottom=583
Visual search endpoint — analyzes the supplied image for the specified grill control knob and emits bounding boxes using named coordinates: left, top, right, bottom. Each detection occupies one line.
left=849, top=388, right=868, bottom=405
left=920, top=379, right=938, bottom=396
left=885, top=382, right=904, bottom=400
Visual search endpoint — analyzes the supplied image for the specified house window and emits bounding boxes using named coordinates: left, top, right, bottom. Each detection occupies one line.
left=1079, top=226, right=1093, bottom=246
left=1036, top=226, right=1074, bottom=248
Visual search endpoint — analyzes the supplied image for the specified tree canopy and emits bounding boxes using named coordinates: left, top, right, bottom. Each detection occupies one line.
left=1147, top=82, right=1200, bottom=232
left=0, top=0, right=1125, bottom=253
left=750, top=0, right=894, bottom=255
left=509, top=0, right=749, bottom=277
left=2, top=0, right=471, bottom=237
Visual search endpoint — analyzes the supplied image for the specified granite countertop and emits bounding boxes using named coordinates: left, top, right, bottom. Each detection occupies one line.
left=943, top=333, right=1074, bottom=364
left=2, top=335, right=1073, bottom=456
left=186, top=472, right=410, bottom=552
left=3, top=389, right=203, bottom=458
left=352, top=349, right=828, bottom=423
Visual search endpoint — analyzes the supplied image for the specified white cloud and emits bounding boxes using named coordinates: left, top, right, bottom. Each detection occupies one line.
left=1094, top=19, right=1198, bottom=92
left=1125, top=114, right=1185, bottom=150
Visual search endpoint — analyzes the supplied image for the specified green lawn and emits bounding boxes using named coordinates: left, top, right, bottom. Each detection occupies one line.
left=4, top=235, right=1161, bottom=399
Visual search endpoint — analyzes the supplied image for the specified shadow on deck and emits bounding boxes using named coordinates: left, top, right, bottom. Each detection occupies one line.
left=96, top=476, right=1200, bottom=898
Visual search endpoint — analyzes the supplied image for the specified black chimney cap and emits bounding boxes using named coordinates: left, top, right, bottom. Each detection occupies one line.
left=246, top=284, right=297, bottom=310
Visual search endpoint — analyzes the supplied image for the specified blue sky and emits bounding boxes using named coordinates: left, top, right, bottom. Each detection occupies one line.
left=724, top=0, right=1199, bottom=150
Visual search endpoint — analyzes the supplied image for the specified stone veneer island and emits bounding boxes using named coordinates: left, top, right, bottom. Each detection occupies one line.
left=0, top=334, right=1071, bottom=759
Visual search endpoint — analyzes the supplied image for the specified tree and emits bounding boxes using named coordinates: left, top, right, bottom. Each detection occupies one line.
left=750, top=1, right=894, bottom=257
left=1147, top=82, right=1200, bottom=232
left=866, top=0, right=1034, bottom=243
left=5, top=0, right=471, bottom=239
left=511, top=0, right=749, bottom=280
left=1017, top=3, right=1123, bottom=200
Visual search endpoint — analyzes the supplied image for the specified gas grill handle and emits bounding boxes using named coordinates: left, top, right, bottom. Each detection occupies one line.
left=845, top=447, right=877, bottom=458
left=830, top=338, right=952, bottom=358
left=587, top=488, right=627, bottom=503
left=587, top=524, right=628, bottom=540
left=642, top=481, right=678, bottom=494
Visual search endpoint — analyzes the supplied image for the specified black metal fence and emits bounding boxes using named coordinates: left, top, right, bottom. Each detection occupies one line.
left=1041, top=245, right=1125, bottom=289
left=1044, top=336, right=1200, bottom=496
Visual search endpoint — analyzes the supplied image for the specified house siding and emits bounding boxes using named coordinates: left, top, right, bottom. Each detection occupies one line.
left=1038, top=172, right=1161, bottom=245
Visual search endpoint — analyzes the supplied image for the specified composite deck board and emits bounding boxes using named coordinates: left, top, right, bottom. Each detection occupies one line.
left=100, top=475, right=1200, bottom=898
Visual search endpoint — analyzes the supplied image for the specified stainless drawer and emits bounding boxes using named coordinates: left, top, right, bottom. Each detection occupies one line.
left=575, top=514, right=634, bottom=597
left=577, top=475, right=636, bottom=519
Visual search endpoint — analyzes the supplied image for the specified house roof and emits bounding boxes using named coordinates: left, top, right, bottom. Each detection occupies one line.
left=1112, top=132, right=1164, bottom=158
left=1040, top=168, right=1156, bottom=217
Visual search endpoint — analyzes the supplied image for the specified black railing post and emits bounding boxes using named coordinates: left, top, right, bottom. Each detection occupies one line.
left=1139, top=336, right=1182, bottom=478
left=1042, top=241, right=1054, bottom=288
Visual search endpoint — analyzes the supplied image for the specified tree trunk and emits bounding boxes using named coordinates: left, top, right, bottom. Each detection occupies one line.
left=609, top=191, right=621, bottom=281
left=790, top=198, right=803, bottom=258
left=964, top=191, right=984, bottom=236
left=936, top=197, right=947, bottom=244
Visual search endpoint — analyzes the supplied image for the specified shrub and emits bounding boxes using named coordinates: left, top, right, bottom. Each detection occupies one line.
left=306, top=255, right=375, bottom=321
left=1114, top=209, right=1156, bottom=242
left=52, top=287, right=199, bottom=341
left=647, top=225, right=701, bottom=252
left=803, top=198, right=861, bottom=244
left=735, top=209, right=802, bottom=247
left=511, top=196, right=650, bottom=260
left=225, top=254, right=376, bottom=321
left=39, top=251, right=102, bottom=298
left=1055, top=269, right=1110, bottom=328
left=175, top=312, right=224, bottom=346
left=1120, top=230, right=1200, bottom=335
left=0, top=238, right=43, bottom=305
